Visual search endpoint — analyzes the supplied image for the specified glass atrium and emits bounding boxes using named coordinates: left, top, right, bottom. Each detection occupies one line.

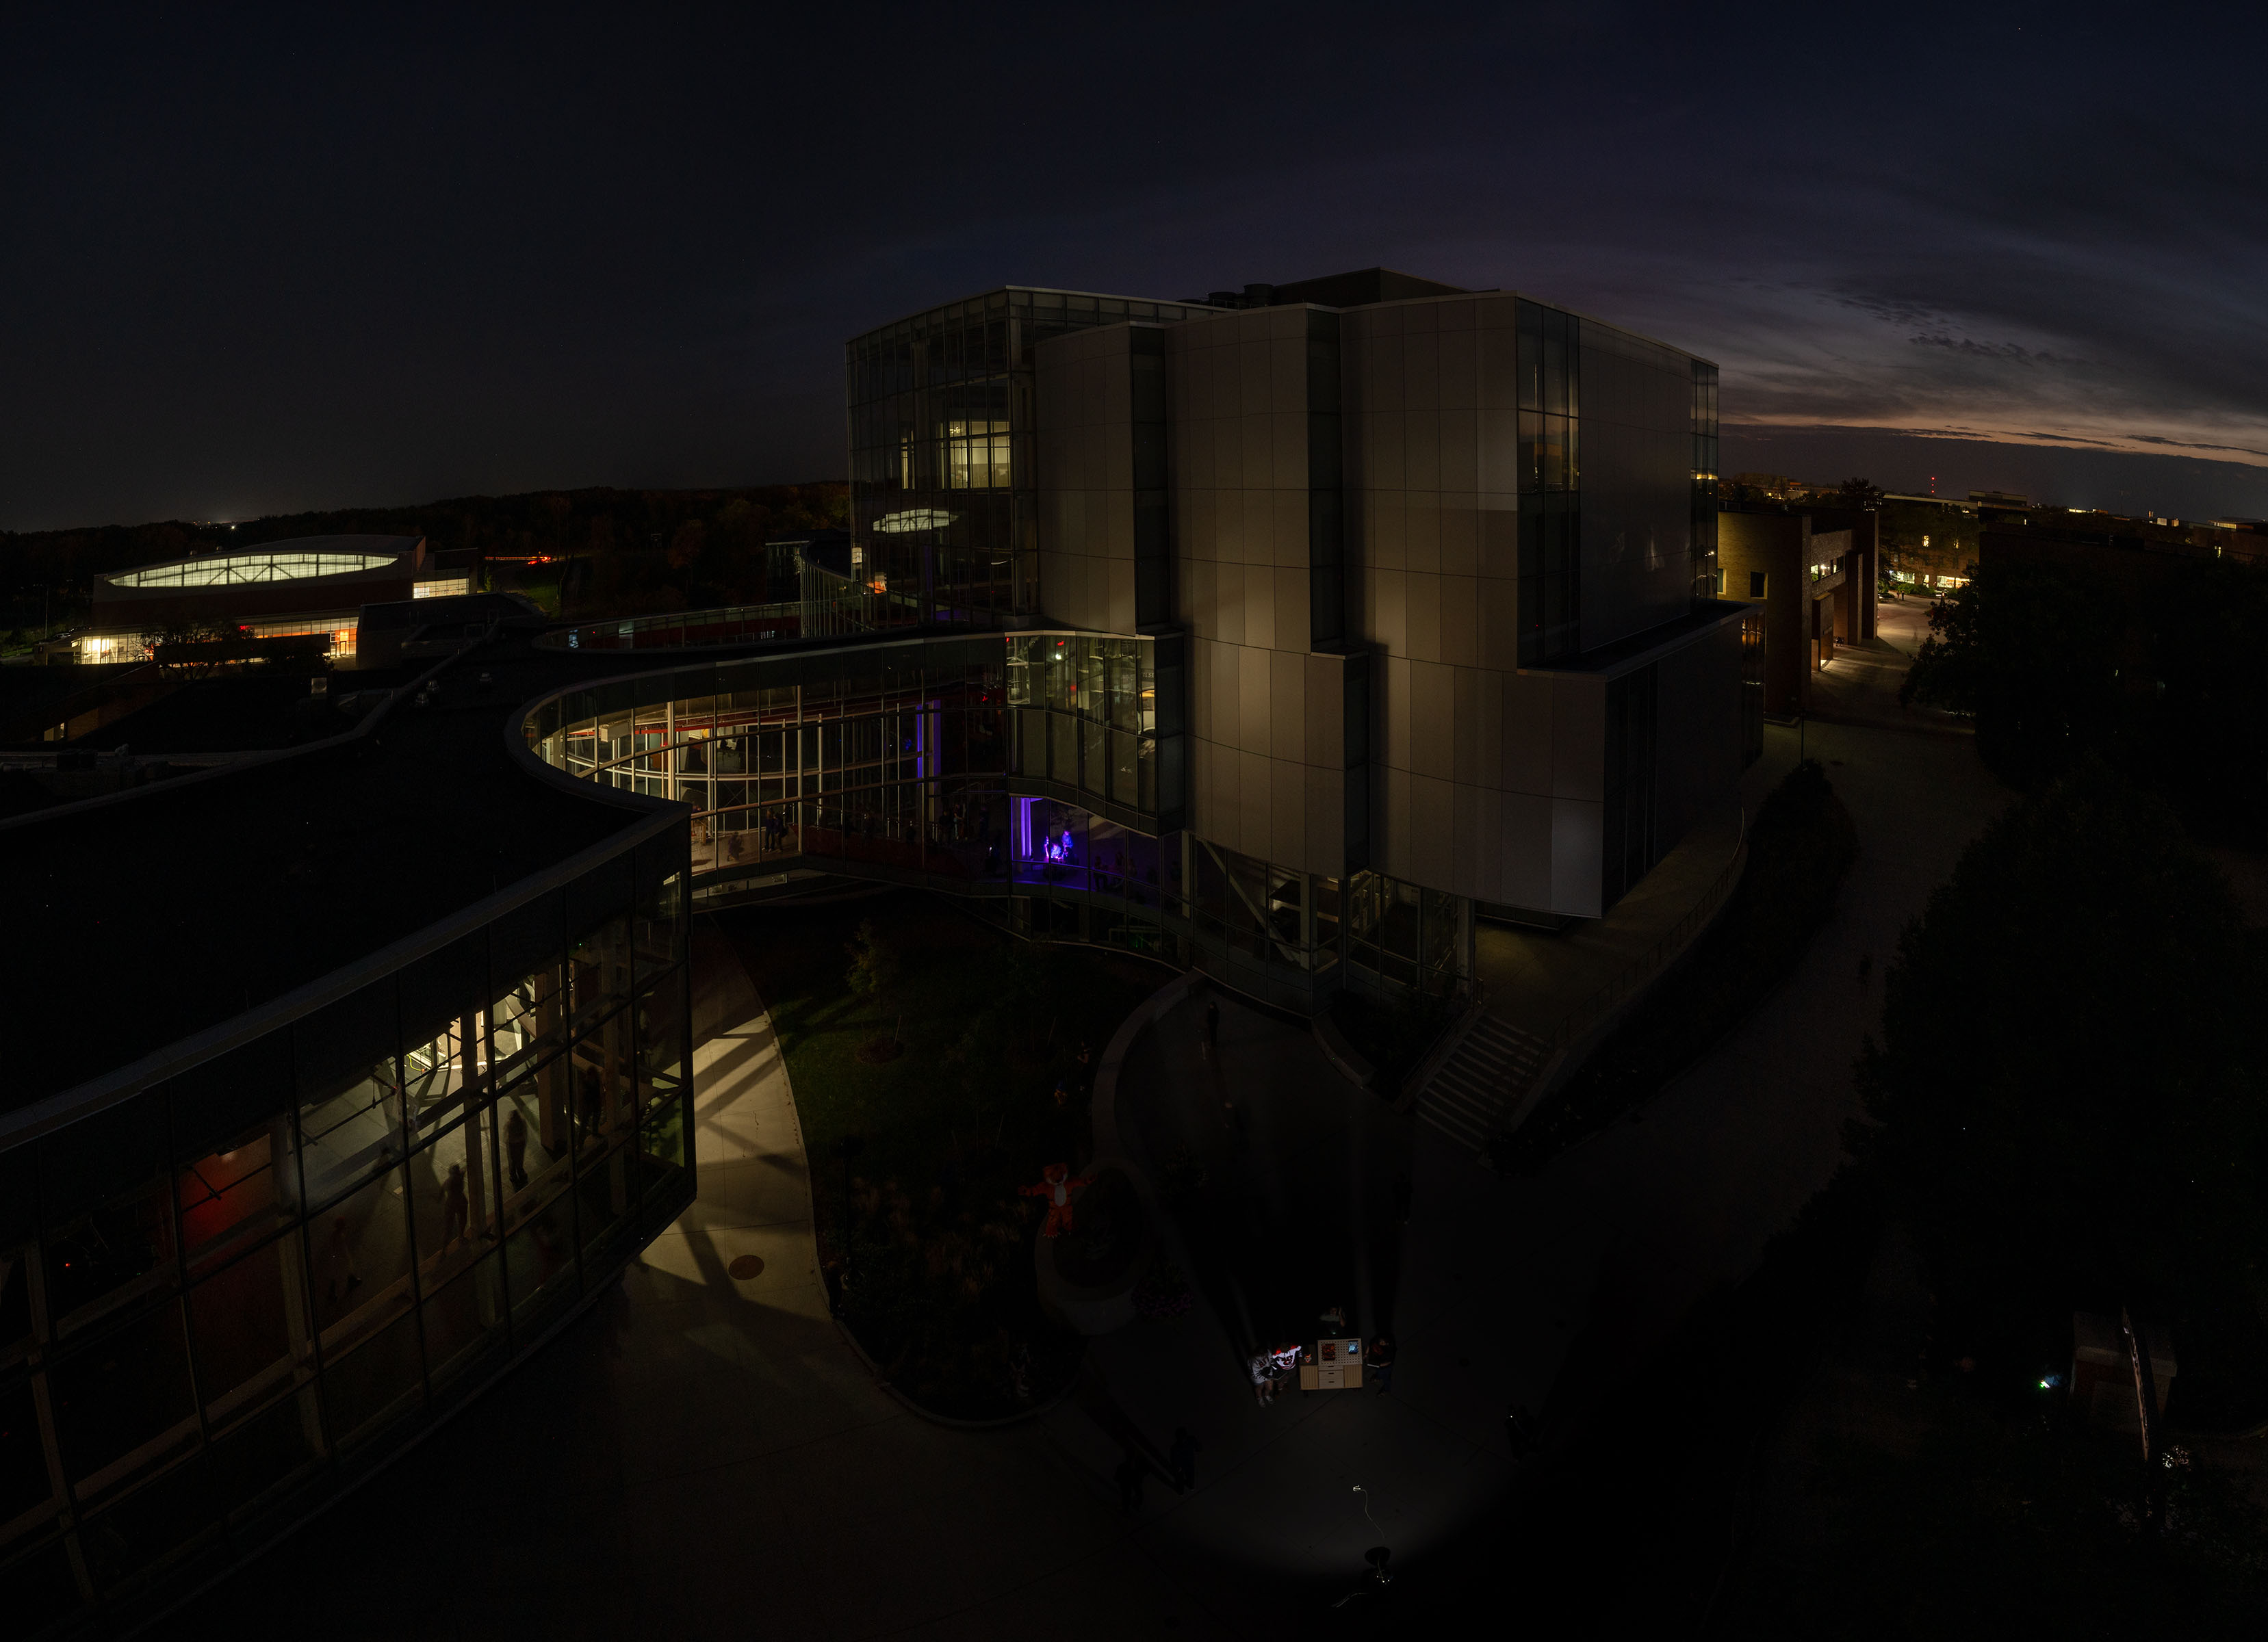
left=0, top=831, right=693, bottom=1630
left=103, top=550, right=404, bottom=590
left=847, top=287, right=1218, bottom=629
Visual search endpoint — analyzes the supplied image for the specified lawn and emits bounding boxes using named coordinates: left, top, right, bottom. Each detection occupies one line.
left=1494, top=759, right=1859, bottom=1172
left=717, top=889, right=1163, bottom=1418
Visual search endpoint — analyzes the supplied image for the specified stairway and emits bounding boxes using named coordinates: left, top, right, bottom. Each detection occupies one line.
left=1413, top=1011, right=1554, bottom=1154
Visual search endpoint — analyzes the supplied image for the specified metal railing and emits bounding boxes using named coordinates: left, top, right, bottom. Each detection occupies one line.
left=536, top=590, right=875, bottom=653
left=1547, top=805, right=1749, bottom=1050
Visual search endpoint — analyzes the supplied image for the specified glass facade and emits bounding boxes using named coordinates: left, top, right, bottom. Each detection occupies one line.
left=105, top=550, right=400, bottom=590
left=526, top=630, right=1396, bottom=1010
left=0, top=826, right=692, bottom=1632
left=1691, top=359, right=1721, bottom=603
left=1517, top=298, right=1583, bottom=666
left=1345, top=872, right=1467, bottom=997
left=847, top=287, right=1217, bottom=629
left=532, top=631, right=1187, bottom=885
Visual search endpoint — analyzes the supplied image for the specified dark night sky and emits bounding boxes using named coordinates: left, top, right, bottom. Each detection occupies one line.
left=6, top=3, right=2265, bottom=530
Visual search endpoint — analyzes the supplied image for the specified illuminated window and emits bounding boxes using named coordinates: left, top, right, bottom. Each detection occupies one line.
left=107, top=550, right=397, bottom=589
left=243, top=617, right=359, bottom=658
left=943, top=420, right=1011, bottom=490
left=413, top=578, right=469, bottom=599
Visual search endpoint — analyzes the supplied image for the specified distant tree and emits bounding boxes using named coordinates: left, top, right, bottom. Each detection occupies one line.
left=1904, top=554, right=2268, bottom=840
left=1835, top=476, right=1884, bottom=510
left=1857, top=764, right=2268, bottom=1334
left=669, top=519, right=707, bottom=606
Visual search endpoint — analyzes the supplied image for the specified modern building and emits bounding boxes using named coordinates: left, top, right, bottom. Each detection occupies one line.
left=66, top=536, right=470, bottom=666
left=535, top=269, right=1757, bottom=1010
left=1716, top=507, right=1877, bottom=717
left=1, top=638, right=695, bottom=1637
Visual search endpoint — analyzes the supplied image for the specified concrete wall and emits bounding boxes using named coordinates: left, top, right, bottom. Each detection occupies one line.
left=1338, top=291, right=1712, bottom=917
left=1034, top=325, right=1139, bottom=634
left=1164, top=305, right=1348, bottom=880
left=1653, top=619, right=1744, bottom=850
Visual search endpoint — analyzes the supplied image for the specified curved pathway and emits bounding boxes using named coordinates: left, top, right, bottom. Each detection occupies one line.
left=185, top=922, right=1235, bottom=1639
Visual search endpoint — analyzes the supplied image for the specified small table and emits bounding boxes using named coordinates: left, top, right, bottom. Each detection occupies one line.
left=1298, top=1337, right=1365, bottom=1392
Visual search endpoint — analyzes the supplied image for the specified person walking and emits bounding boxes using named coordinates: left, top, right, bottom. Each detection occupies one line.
left=322, top=1216, right=361, bottom=1307
left=1202, top=998, right=1220, bottom=1054
left=440, top=1162, right=469, bottom=1253
left=1169, top=1426, right=1201, bottom=1491
left=504, top=1106, right=529, bottom=1189
left=1369, top=1334, right=1395, bottom=1394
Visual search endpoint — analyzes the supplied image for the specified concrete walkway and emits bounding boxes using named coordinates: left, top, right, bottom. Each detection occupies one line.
left=1809, top=595, right=1968, bottom=734
left=1475, top=798, right=1745, bottom=1043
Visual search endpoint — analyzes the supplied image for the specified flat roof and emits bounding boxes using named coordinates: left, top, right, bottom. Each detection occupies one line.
left=0, top=632, right=680, bottom=1111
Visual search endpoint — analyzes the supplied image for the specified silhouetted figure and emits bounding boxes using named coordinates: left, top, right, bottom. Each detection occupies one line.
left=322, top=1216, right=360, bottom=1306
left=1169, top=1426, right=1201, bottom=1490
left=580, top=1065, right=604, bottom=1141
left=1369, top=1335, right=1395, bottom=1394
left=1391, top=1173, right=1413, bottom=1225
left=1202, top=999, right=1220, bottom=1052
left=1857, top=952, right=1873, bottom=985
left=441, top=1163, right=469, bottom=1251
left=504, top=1106, right=529, bottom=1188
left=1115, top=1454, right=1144, bottom=1511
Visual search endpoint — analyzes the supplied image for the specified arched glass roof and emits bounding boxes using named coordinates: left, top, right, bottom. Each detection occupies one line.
left=108, top=549, right=402, bottom=590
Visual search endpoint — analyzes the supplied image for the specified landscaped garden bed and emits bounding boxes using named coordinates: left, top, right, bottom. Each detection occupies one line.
left=719, top=890, right=1161, bottom=1418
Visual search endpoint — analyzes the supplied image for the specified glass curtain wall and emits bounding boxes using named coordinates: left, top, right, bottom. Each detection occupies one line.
left=1003, top=632, right=1183, bottom=827
left=1517, top=298, right=1583, bottom=666
left=0, top=832, right=691, bottom=1634
left=1344, top=871, right=1467, bottom=998
left=847, top=289, right=1217, bottom=630
left=1691, top=360, right=1721, bottom=604
left=538, top=633, right=1185, bottom=885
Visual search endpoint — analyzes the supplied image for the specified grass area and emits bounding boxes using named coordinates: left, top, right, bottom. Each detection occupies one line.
left=718, top=889, right=1161, bottom=1418
left=1494, top=759, right=1859, bottom=1173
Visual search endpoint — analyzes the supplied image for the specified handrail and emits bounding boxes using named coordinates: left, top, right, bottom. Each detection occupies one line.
left=536, top=592, right=875, bottom=653
left=1547, top=804, right=1749, bottom=1050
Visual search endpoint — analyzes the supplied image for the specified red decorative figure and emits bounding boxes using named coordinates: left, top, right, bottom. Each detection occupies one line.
left=1020, top=1162, right=1095, bottom=1238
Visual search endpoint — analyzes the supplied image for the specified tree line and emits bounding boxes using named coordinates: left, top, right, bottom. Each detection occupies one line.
left=0, top=482, right=849, bottom=643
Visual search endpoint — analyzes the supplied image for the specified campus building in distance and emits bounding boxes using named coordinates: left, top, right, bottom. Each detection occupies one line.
left=64, top=535, right=469, bottom=666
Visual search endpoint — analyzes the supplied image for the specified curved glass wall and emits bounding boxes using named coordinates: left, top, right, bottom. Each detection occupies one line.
left=104, top=551, right=401, bottom=590
left=523, top=630, right=1388, bottom=1011
left=0, top=826, right=692, bottom=1635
